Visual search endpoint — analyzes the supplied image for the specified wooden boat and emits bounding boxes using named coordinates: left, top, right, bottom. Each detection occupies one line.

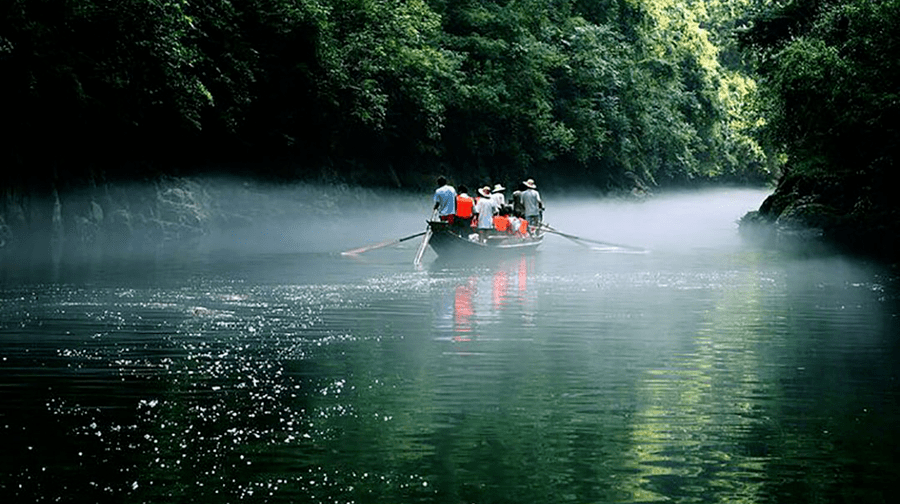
left=426, top=220, right=543, bottom=257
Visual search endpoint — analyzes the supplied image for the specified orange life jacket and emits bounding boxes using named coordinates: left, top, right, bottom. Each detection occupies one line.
left=518, top=220, right=528, bottom=236
left=493, top=215, right=511, bottom=233
left=456, top=194, right=475, bottom=218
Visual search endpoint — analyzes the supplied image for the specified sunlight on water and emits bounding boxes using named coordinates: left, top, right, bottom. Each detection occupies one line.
left=2, top=186, right=899, bottom=503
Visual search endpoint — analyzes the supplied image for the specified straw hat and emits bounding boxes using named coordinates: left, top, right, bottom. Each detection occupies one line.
left=523, top=179, right=537, bottom=189
left=492, top=184, right=506, bottom=193
left=478, top=186, right=492, bottom=198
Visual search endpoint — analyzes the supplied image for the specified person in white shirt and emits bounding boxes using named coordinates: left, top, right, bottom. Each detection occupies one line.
left=490, top=184, right=506, bottom=210
left=508, top=214, right=522, bottom=235
left=474, top=186, right=496, bottom=241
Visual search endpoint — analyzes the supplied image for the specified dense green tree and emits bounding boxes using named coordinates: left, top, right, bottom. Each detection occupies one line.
left=312, top=0, right=459, bottom=158
left=1, top=1, right=214, bottom=167
left=0, top=0, right=770, bottom=189
left=741, top=0, right=900, bottom=173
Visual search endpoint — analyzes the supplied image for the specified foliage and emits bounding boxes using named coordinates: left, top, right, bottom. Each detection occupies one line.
left=741, top=0, right=900, bottom=175
left=0, top=0, right=771, bottom=189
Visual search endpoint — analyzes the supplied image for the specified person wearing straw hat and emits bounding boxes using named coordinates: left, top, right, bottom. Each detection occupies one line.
left=521, top=178, right=544, bottom=231
left=490, top=183, right=506, bottom=210
left=474, top=186, right=496, bottom=241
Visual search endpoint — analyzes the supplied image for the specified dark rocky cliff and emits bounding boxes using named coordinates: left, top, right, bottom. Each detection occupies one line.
left=739, top=165, right=899, bottom=261
left=0, top=176, right=387, bottom=260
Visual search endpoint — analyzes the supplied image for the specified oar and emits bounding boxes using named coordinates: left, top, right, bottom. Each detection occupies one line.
left=413, top=210, right=438, bottom=266
left=341, top=231, right=427, bottom=256
left=541, top=223, right=648, bottom=252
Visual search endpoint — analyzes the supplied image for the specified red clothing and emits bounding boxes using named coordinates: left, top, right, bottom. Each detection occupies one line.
left=493, top=215, right=511, bottom=233
left=455, top=194, right=475, bottom=218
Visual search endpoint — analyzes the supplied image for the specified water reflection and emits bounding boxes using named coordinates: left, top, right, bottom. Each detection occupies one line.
left=618, top=257, right=773, bottom=502
left=3, top=189, right=900, bottom=504
left=432, top=255, right=538, bottom=344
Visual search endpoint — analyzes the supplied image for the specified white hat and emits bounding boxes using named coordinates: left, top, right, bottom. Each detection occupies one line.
left=492, top=184, right=505, bottom=193
left=478, top=186, right=492, bottom=198
left=523, top=179, right=537, bottom=189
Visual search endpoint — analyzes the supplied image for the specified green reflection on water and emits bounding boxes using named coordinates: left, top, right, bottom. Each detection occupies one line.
left=621, top=253, right=774, bottom=503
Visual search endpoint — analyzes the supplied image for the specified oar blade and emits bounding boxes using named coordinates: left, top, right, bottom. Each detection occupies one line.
left=413, top=211, right=439, bottom=266
left=541, top=223, right=647, bottom=253
left=341, top=238, right=396, bottom=256
left=341, top=231, right=427, bottom=256
left=413, top=225, right=433, bottom=266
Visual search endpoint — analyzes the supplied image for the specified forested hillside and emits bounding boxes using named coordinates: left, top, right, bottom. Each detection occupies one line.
left=738, top=0, right=900, bottom=260
left=1, top=0, right=767, bottom=190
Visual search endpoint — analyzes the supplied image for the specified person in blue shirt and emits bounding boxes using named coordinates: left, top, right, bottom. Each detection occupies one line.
left=433, top=176, right=457, bottom=223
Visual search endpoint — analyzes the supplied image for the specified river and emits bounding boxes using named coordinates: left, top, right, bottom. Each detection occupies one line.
left=1, top=187, right=898, bottom=503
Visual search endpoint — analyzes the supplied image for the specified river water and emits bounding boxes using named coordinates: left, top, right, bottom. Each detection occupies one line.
left=1, top=187, right=898, bottom=503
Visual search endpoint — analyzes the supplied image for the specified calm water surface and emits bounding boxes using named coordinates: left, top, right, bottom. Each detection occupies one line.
left=1, top=188, right=898, bottom=503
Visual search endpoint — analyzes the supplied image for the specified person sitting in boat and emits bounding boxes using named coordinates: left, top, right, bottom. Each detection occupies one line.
left=474, top=186, right=495, bottom=241
left=433, top=176, right=456, bottom=224
left=473, top=185, right=496, bottom=216
left=507, top=209, right=523, bottom=235
left=454, top=185, right=475, bottom=232
left=521, top=178, right=544, bottom=232
left=514, top=213, right=528, bottom=237
left=493, top=206, right=512, bottom=234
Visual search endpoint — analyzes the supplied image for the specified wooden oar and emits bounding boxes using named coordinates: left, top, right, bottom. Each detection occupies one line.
left=541, top=223, right=648, bottom=252
left=341, top=231, right=427, bottom=256
left=413, top=210, right=438, bottom=266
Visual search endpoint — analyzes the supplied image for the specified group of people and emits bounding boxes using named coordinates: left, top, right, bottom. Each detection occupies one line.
left=432, top=176, right=545, bottom=240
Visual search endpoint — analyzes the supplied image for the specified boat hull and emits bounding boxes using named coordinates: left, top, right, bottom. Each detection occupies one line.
left=426, top=221, right=542, bottom=257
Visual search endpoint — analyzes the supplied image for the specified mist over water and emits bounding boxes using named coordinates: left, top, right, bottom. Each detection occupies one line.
left=196, top=183, right=769, bottom=259
left=2, top=182, right=899, bottom=504
left=206, top=185, right=772, bottom=267
left=2, top=179, right=766, bottom=266
left=197, top=182, right=435, bottom=256
left=547, top=188, right=766, bottom=251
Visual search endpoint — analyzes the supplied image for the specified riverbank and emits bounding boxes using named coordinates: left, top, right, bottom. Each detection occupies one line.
left=0, top=176, right=409, bottom=260
left=738, top=166, right=899, bottom=263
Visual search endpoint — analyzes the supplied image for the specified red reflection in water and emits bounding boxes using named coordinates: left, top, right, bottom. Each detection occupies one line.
left=445, top=255, right=536, bottom=341
left=492, top=269, right=508, bottom=309
left=454, top=277, right=475, bottom=341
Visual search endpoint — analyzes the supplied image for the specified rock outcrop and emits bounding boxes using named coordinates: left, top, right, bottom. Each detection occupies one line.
left=739, top=167, right=899, bottom=261
left=1, top=177, right=218, bottom=256
left=0, top=175, right=384, bottom=259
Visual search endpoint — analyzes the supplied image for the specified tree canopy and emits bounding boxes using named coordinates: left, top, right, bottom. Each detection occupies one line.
left=1, top=0, right=770, bottom=189
left=740, top=0, right=900, bottom=176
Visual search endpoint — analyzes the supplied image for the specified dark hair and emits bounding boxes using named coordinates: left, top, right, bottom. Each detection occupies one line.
left=437, top=176, right=447, bottom=186
left=458, top=185, right=468, bottom=194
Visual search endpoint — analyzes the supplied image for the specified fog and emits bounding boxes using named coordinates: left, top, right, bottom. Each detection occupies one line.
left=252, top=185, right=771, bottom=257
left=1, top=178, right=771, bottom=269
left=203, top=183, right=770, bottom=254
left=196, top=180, right=435, bottom=255
left=545, top=187, right=770, bottom=253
